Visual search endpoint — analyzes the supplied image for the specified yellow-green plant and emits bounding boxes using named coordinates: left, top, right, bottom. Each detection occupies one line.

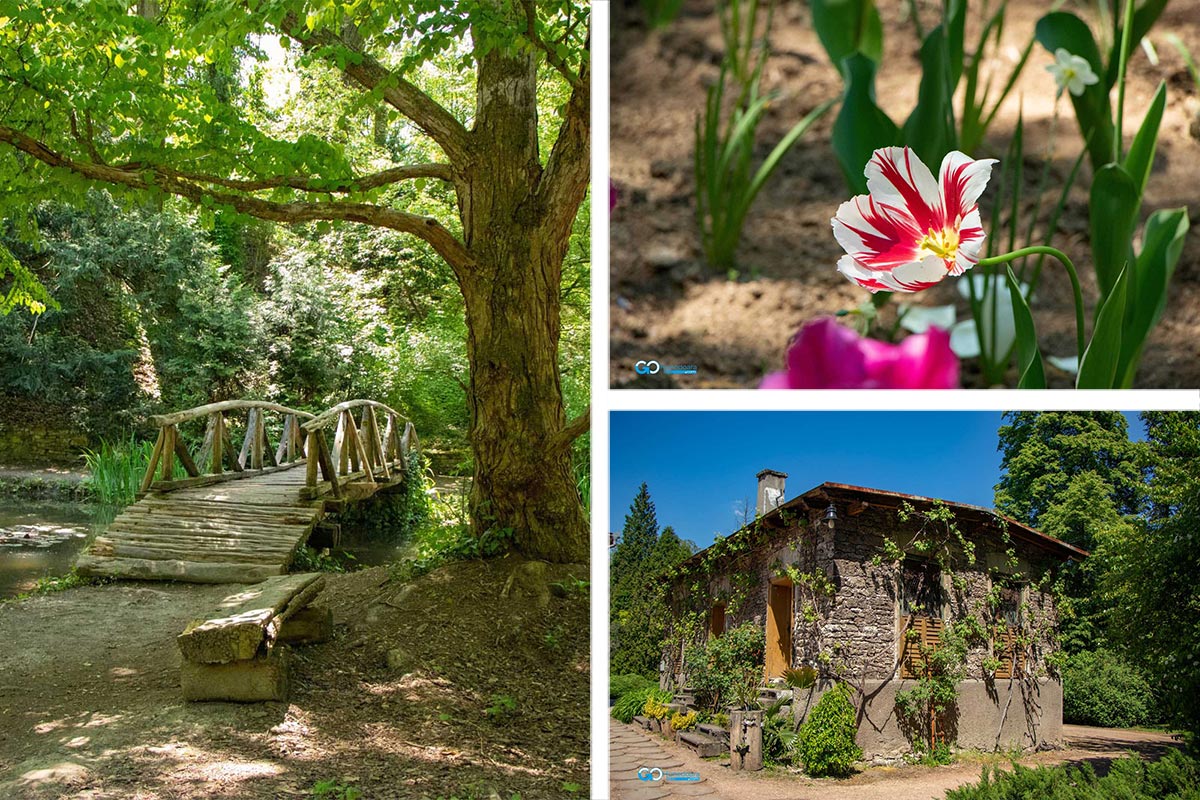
left=644, top=696, right=672, bottom=721
left=670, top=711, right=697, bottom=732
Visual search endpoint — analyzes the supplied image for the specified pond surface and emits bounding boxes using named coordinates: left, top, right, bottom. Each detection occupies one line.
left=0, top=501, right=114, bottom=599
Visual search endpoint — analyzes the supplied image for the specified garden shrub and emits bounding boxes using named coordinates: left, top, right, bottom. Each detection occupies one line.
left=685, top=621, right=765, bottom=712
left=670, top=711, right=697, bottom=732
left=610, top=673, right=654, bottom=700
left=612, top=687, right=670, bottom=724
left=797, top=683, right=862, bottom=778
left=1063, top=648, right=1157, bottom=729
left=945, top=749, right=1200, bottom=799
left=643, top=695, right=671, bottom=721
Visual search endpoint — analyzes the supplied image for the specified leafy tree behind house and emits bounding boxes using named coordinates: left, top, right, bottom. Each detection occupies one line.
left=611, top=484, right=696, bottom=678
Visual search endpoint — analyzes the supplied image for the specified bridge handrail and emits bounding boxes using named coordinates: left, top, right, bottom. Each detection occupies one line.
left=300, top=399, right=409, bottom=432
left=149, top=400, right=315, bottom=428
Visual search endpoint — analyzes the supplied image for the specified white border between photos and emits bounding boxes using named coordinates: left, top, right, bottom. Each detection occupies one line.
left=588, top=2, right=1197, bottom=795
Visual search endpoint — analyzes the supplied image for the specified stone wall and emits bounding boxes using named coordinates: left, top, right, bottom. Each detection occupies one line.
left=665, top=498, right=1069, bottom=754
left=0, top=420, right=88, bottom=466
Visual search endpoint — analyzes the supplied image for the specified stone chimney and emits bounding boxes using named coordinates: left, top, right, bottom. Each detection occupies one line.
left=756, top=469, right=788, bottom=516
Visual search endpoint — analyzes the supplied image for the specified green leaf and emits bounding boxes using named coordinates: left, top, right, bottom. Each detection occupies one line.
left=1035, top=12, right=1113, bottom=170
left=902, top=25, right=954, bottom=168
left=832, top=53, right=899, bottom=194
left=1122, top=81, right=1166, bottom=197
left=944, top=0, right=967, bottom=91
left=1116, top=207, right=1189, bottom=387
left=1088, top=164, right=1139, bottom=302
left=1076, top=263, right=1128, bottom=389
left=811, top=0, right=883, bottom=74
left=1006, top=266, right=1046, bottom=389
left=1105, top=0, right=1170, bottom=88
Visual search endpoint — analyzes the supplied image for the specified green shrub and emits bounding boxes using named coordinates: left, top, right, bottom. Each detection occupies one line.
left=797, top=683, right=862, bottom=778
left=1063, top=648, right=1157, bottom=728
left=612, top=687, right=670, bottom=724
left=644, top=695, right=671, bottom=721
left=685, top=621, right=765, bottom=712
left=945, top=749, right=1200, bottom=799
left=610, top=673, right=654, bottom=700
left=762, top=698, right=799, bottom=767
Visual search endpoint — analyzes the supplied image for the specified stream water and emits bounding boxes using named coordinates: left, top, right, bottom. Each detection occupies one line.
left=0, top=501, right=115, bottom=599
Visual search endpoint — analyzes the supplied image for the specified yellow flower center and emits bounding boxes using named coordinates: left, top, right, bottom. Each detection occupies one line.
left=919, top=226, right=960, bottom=261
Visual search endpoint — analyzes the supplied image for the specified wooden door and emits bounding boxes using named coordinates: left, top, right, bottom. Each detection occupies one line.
left=765, top=580, right=793, bottom=679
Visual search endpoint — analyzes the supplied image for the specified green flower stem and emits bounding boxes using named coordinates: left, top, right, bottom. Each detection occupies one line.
left=1115, top=0, right=1136, bottom=163
left=979, top=246, right=1086, bottom=360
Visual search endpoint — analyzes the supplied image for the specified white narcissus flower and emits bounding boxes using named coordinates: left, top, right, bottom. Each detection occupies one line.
left=832, top=147, right=997, bottom=293
left=1046, top=48, right=1100, bottom=97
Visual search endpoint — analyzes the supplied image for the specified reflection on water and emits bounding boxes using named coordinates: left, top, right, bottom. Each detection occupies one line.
left=0, top=502, right=116, bottom=599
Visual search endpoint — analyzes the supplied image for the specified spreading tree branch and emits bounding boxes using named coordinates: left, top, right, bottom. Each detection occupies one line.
left=553, top=405, right=590, bottom=451
left=519, top=0, right=583, bottom=89
left=277, top=12, right=472, bottom=165
left=0, top=125, right=474, bottom=271
left=536, top=24, right=590, bottom=240
left=140, top=162, right=453, bottom=194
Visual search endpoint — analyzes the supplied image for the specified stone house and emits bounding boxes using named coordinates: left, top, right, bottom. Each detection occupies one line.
left=661, top=473, right=1086, bottom=757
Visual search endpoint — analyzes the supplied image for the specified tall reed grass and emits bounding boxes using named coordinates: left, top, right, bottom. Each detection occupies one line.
left=81, top=435, right=156, bottom=507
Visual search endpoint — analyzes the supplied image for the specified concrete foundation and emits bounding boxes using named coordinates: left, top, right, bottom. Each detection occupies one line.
left=792, top=677, right=1063, bottom=758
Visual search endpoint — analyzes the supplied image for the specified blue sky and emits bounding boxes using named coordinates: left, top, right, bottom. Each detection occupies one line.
left=610, top=411, right=1143, bottom=550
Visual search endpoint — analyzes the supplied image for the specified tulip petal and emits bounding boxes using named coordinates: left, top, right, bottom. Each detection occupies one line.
left=836, top=254, right=909, bottom=293
left=865, top=146, right=943, bottom=231
left=939, top=152, right=998, bottom=223
left=832, top=195, right=922, bottom=270
left=759, top=371, right=794, bottom=389
left=890, top=254, right=949, bottom=292
left=952, top=207, right=986, bottom=276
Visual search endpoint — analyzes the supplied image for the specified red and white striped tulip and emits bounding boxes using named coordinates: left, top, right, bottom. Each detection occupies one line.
left=832, top=147, right=997, bottom=293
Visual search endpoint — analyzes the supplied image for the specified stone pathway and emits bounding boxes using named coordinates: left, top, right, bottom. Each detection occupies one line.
left=610, top=723, right=718, bottom=799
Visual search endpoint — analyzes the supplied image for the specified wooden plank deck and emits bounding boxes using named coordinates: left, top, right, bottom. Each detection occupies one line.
left=77, top=464, right=338, bottom=584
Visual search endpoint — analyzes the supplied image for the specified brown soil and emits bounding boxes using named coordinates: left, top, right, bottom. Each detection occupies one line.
left=609, top=0, right=1200, bottom=388
left=613, top=722, right=1185, bottom=799
left=0, top=556, right=589, bottom=799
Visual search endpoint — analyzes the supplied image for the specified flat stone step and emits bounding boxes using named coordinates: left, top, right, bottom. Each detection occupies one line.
left=632, top=715, right=652, bottom=730
left=697, top=723, right=729, bottom=742
left=678, top=730, right=725, bottom=758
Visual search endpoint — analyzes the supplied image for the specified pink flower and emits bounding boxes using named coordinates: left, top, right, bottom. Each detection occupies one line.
left=760, top=317, right=959, bottom=389
left=832, top=147, right=997, bottom=293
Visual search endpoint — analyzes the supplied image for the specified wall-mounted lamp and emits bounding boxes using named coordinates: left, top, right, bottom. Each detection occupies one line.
left=824, top=503, right=838, bottom=529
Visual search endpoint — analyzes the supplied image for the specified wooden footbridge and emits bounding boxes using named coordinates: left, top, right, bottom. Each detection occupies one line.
left=75, top=399, right=419, bottom=584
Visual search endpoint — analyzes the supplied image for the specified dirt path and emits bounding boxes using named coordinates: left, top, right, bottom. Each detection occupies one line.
left=610, top=722, right=1184, bottom=800
left=0, top=558, right=590, bottom=799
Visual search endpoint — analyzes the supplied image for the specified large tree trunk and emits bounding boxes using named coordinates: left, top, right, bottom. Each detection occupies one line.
left=456, top=29, right=588, bottom=564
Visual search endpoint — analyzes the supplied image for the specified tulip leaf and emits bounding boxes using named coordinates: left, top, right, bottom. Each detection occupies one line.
left=1105, top=0, right=1170, bottom=88
left=832, top=53, right=899, bottom=194
left=1035, top=12, right=1113, bottom=170
left=945, top=0, right=967, bottom=91
left=811, top=0, right=883, bottom=74
left=1076, top=263, right=1128, bottom=389
left=1089, top=163, right=1139, bottom=302
left=1123, top=81, right=1166, bottom=197
left=1006, top=266, right=1046, bottom=389
left=1116, top=207, right=1189, bottom=388
left=902, top=25, right=955, bottom=169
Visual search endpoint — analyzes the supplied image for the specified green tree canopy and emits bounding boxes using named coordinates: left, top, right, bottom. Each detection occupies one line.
left=0, top=1, right=591, bottom=562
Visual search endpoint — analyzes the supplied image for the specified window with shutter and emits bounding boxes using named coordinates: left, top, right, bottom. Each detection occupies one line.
left=992, top=583, right=1026, bottom=679
left=898, top=559, right=946, bottom=679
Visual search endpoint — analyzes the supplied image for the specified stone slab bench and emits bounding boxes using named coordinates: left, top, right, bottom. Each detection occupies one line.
left=697, top=723, right=729, bottom=744
left=177, top=572, right=332, bottom=702
left=679, top=730, right=725, bottom=758
left=632, top=715, right=652, bottom=730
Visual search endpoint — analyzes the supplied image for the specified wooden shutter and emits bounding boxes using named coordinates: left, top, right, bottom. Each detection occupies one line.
left=899, top=615, right=944, bottom=679
left=993, top=625, right=1025, bottom=679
